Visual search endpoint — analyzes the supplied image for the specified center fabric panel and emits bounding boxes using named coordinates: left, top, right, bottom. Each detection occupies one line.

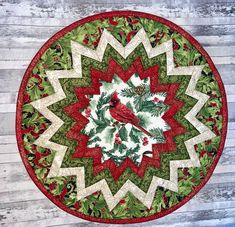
left=81, top=73, right=170, bottom=166
left=16, top=11, right=227, bottom=224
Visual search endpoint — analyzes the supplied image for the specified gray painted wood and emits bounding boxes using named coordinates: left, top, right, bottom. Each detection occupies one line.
left=0, top=0, right=234, bottom=226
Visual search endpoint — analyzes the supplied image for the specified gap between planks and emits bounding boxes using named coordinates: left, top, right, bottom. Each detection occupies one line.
left=45, top=217, right=235, bottom=227
left=0, top=1, right=234, bottom=18
left=0, top=45, right=234, bottom=61
left=1, top=201, right=235, bottom=226
left=0, top=16, right=234, bottom=27
left=1, top=35, right=235, bottom=49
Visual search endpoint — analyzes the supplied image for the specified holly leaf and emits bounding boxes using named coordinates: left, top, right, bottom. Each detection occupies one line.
left=118, top=143, right=127, bottom=154
left=126, top=144, right=140, bottom=156
left=23, top=104, right=34, bottom=113
left=119, top=127, right=128, bottom=141
left=105, top=127, right=116, bottom=143
left=29, top=86, right=41, bottom=101
left=169, top=193, right=178, bottom=207
left=96, top=124, right=106, bottom=133
left=87, top=128, right=95, bottom=137
left=91, top=117, right=104, bottom=126
left=88, top=136, right=101, bottom=145
left=129, top=127, right=141, bottom=143
left=96, top=92, right=110, bottom=110
left=139, top=100, right=155, bottom=112
left=35, top=168, right=47, bottom=180
left=178, top=180, right=193, bottom=196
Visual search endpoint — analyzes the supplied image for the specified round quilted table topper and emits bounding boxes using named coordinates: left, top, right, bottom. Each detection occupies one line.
left=16, top=11, right=228, bottom=223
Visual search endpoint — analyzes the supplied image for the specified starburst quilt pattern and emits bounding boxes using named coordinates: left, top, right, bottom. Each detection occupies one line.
left=16, top=11, right=227, bottom=224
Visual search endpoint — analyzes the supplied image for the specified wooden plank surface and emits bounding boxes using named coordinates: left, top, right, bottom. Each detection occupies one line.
left=0, top=0, right=234, bottom=226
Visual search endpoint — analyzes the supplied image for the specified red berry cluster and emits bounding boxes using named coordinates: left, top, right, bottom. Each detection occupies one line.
left=143, top=137, right=148, bottom=146
left=153, top=97, right=163, bottom=103
left=84, top=108, right=91, bottom=118
left=115, top=133, right=122, bottom=144
left=119, top=199, right=126, bottom=204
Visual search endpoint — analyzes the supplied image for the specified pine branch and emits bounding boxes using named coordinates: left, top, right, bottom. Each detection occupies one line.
left=127, top=79, right=135, bottom=88
left=137, top=113, right=148, bottom=128
left=157, top=92, right=167, bottom=97
left=121, top=87, right=135, bottom=98
left=133, top=95, right=145, bottom=111
left=149, top=127, right=165, bottom=142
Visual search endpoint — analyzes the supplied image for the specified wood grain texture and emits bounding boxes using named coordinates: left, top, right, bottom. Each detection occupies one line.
left=0, top=0, right=234, bottom=226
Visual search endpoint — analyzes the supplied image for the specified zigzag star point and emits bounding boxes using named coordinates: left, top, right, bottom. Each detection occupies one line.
left=30, top=28, right=216, bottom=211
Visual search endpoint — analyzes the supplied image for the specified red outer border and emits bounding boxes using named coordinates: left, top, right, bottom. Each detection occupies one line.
left=16, top=11, right=228, bottom=224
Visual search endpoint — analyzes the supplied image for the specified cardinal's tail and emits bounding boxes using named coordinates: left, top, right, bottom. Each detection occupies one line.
left=133, top=124, right=153, bottom=137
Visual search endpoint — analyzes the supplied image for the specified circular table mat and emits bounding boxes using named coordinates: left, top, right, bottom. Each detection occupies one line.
left=16, top=11, right=228, bottom=224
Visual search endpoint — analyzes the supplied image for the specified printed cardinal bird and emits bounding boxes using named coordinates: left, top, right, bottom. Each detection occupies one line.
left=109, top=91, right=153, bottom=137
